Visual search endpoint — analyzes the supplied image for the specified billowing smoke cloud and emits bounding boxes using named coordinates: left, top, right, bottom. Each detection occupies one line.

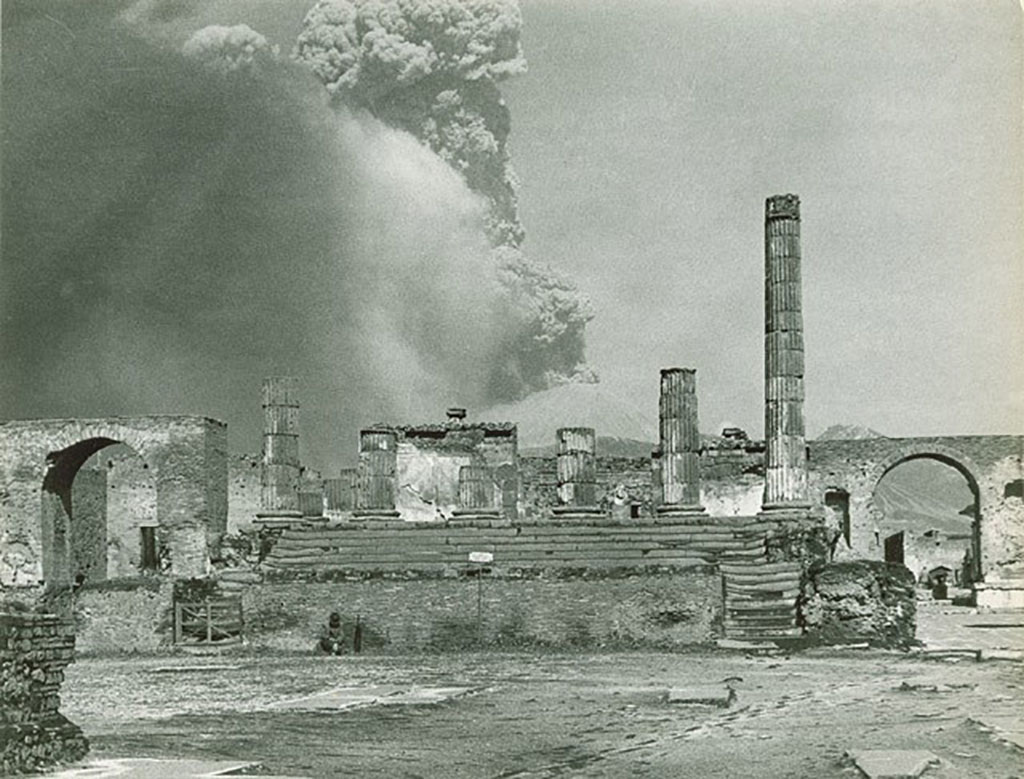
left=182, top=24, right=279, bottom=74
left=295, top=0, right=527, bottom=247
left=0, top=0, right=592, bottom=470
left=294, top=0, right=596, bottom=393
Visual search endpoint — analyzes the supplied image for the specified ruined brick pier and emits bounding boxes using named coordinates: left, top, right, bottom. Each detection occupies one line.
left=257, top=377, right=302, bottom=521
left=762, top=194, right=810, bottom=511
left=0, top=612, right=89, bottom=773
left=656, top=368, right=705, bottom=516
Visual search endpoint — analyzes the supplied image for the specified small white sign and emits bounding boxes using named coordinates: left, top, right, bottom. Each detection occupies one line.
left=468, top=552, right=494, bottom=564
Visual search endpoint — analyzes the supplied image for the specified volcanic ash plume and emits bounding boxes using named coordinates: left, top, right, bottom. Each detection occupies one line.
left=295, top=0, right=596, bottom=397
left=182, top=24, right=279, bottom=74
left=1, top=0, right=595, bottom=467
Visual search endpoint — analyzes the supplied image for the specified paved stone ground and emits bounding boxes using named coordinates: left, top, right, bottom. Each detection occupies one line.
left=915, top=600, right=1024, bottom=652
left=59, top=648, right=1023, bottom=778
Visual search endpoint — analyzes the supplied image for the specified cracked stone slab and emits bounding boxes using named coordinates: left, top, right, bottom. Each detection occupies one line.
left=48, top=758, right=308, bottom=778
left=845, top=749, right=940, bottom=779
left=664, top=685, right=736, bottom=707
left=271, top=684, right=472, bottom=711
left=969, top=716, right=1024, bottom=750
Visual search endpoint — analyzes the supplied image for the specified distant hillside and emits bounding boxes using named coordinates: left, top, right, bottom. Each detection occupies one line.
left=816, top=424, right=887, bottom=441
left=875, top=458, right=975, bottom=535
left=478, top=382, right=657, bottom=450
left=521, top=436, right=655, bottom=458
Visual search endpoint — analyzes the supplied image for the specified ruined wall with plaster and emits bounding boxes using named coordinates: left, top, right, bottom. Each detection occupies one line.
left=103, top=445, right=158, bottom=578
left=392, top=425, right=517, bottom=520
left=227, top=453, right=263, bottom=533
left=0, top=416, right=228, bottom=594
left=69, top=469, right=107, bottom=583
left=72, top=579, right=173, bottom=655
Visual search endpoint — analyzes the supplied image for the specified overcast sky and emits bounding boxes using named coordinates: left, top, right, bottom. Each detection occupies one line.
left=506, top=0, right=1022, bottom=438
left=1, top=0, right=1020, bottom=470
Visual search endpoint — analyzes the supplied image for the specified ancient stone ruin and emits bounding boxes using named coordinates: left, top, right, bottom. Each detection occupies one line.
left=0, top=195, right=1020, bottom=678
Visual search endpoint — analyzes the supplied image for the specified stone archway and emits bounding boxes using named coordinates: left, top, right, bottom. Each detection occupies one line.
left=40, top=437, right=159, bottom=593
left=0, top=416, right=227, bottom=604
left=864, top=444, right=982, bottom=583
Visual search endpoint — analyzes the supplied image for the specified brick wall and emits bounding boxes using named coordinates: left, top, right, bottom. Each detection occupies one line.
left=0, top=611, right=89, bottom=773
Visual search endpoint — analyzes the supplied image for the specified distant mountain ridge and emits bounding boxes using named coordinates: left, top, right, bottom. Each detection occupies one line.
left=816, top=424, right=887, bottom=441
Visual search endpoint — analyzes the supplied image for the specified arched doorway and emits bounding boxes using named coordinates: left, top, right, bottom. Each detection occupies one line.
left=871, top=454, right=979, bottom=587
left=42, top=437, right=158, bottom=594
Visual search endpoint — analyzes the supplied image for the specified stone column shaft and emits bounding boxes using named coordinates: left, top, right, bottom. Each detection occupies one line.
left=451, top=465, right=500, bottom=520
left=258, top=377, right=301, bottom=519
left=354, top=430, right=400, bottom=519
left=763, top=194, right=809, bottom=509
left=657, top=368, right=704, bottom=514
left=553, top=427, right=601, bottom=517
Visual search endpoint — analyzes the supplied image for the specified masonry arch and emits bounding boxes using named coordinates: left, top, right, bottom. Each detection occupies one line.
left=865, top=444, right=982, bottom=583
left=0, top=416, right=227, bottom=601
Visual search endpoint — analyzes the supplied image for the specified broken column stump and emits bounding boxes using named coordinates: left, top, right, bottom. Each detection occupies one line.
left=450, top=465, right=501, bottom=522
left=656, top=367, right=705, bottom=517
left=256, top=376, right=302, bottom=523
left=552, top=428, right=603, bottom=519
left=353, top=429, right=401, bottom=522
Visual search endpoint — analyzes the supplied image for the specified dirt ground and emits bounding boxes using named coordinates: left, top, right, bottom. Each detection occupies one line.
left=60, top=645, right=1023, bottom=779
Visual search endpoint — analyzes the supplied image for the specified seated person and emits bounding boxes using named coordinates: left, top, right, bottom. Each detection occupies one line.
left=319, top=611, right=345, bottom=655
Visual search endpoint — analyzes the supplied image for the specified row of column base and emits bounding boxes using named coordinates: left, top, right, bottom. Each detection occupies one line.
left=255, top=505, right=821, bottom=526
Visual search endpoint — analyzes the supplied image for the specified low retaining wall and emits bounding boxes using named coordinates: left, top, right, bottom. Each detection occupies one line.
left=800, top=561, right=916, bottom=647
left=73, top=578, right=172, bottom=654
left=242, top=567, right=723, bottom=652
left=0, top=611, right=89, bottom=774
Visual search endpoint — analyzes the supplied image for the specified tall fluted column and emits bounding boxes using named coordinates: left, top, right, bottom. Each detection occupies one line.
left=552, top=427, right=602, bottom=518
left=763, top=194, right=810, bottom=510
left=450, top=465, right=500, bottom=521
left=354, top=429, right=401, bottom=520
left=656, top=368, right=704, bottom=515
left=257, top=377, right=302, bottom=520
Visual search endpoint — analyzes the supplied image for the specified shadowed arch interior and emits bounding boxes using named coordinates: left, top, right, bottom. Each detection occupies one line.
left=872, top=453, right=980, bottom=584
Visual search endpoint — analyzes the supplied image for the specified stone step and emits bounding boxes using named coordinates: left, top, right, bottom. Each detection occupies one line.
left=722, top=571, right=800, bottom=580
left=724, top=626, right=802, bottom=640
left=723, top=615, right=798, bottom=626
left=724, top=583, right=800, bottom=597
left=217, top=570, right=262, bottom=583
left=720, top=561, right=801, bottom=575
left=725, top=598, right=797, bottom=612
